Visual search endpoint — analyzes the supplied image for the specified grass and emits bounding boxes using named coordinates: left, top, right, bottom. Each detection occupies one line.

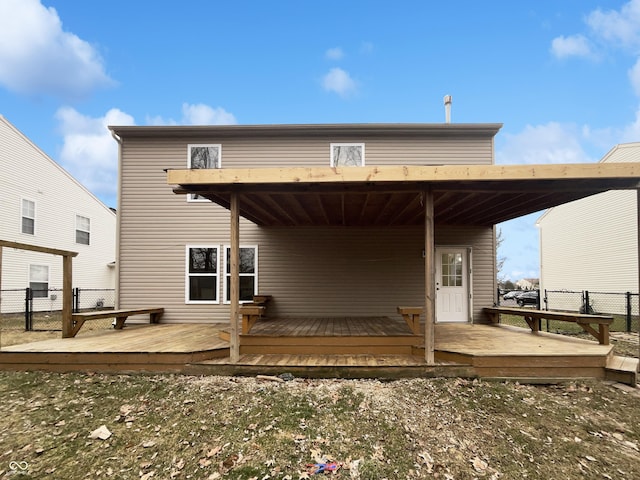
left=0, top=373, right=638, bottom=479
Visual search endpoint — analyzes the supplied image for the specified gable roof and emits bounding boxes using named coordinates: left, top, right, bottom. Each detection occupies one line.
left=536, top=142, right=640, bottom=225
left=0, top=114, right=115, bottom=216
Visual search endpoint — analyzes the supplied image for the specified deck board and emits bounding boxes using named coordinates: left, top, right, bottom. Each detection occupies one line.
left=0, top=320, right=632, bottom=384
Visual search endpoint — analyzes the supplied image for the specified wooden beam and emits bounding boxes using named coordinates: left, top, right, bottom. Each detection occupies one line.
left=0, top=240, right=77, bottom=258
left=424, top=188, right=435, bottom=364
left=167, top=163, right=640, bottom=187
left=230, top=193, right=240, bottom=363
left=62, top=255, right=73, bottom=338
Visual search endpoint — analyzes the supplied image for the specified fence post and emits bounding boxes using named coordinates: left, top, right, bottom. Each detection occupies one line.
left=73, top=287, right=79, bottom=313
left=626, top=291, right=632, bottom=333
left=24, top=287, right=32, bottom=331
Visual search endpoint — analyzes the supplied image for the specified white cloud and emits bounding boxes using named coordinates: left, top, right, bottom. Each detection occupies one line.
left=55, top=107, right=134, bottom=203
left=587, top=0, right=640, bottom=50
left=496, top=122, right=592, bottom=165
left=629, top=58, right=640, bottom=97
left=322, top=67, right=357, bottom=98
left=325, top=47, right=344, bottom=60
left=621, top=105, right=640, bottom=142
left=147, top=103, right=237, bottom=126
left=181, top=103, right=237, bottom=125
left=550, top=34, right=593, bottom=59
left=0, top=0, right=113, bottom=99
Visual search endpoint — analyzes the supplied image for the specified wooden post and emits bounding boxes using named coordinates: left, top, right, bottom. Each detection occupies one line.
left=230, top=193, right=240, bottom=363
left=424, top=188, right=435, bottom=364
left=62, top=254, right=73, bottom=338
left=637, top=189, right=640, bottom=372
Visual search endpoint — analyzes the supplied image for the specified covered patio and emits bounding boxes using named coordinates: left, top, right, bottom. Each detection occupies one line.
left=167, top=162, right=640, bottom=368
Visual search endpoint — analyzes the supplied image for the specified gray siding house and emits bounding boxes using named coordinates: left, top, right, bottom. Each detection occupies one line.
left=110, top=124, right=499, bottom=326
left=109, top=122, right=639, bottom=364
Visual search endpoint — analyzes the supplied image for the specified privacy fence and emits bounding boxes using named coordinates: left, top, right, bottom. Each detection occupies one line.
left=0, top=288, right=115, bottom=331
left=500, top=289, right=639, bottom=333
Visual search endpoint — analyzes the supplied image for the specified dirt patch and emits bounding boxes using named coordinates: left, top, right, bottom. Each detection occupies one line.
left=0, top=372, right=638, bottom=479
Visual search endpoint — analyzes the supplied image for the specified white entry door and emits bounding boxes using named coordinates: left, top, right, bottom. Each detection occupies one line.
left=435, top=248, right=469, bottom=323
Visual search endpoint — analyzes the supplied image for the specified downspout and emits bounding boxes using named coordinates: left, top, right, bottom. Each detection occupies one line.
left=110, top=129, right=122, bottom=310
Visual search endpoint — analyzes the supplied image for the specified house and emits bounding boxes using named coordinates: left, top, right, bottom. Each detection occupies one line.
left=537, top=143, right=639, bottom=297
left=0, top=115, right=116, bottom=313
left=108, top=123, right=640, bottom=363
left=516, top=278, right=538, bottom=291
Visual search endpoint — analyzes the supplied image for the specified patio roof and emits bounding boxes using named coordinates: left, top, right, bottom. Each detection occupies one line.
left=167, top=163, right=640, bottom=226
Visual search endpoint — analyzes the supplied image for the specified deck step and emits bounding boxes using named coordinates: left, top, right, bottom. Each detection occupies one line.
left=605, top=355, right=639, bottom=385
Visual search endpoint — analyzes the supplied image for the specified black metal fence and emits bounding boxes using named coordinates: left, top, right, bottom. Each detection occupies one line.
left=0, top=288, right=115, bottom=331
left=544, top=289, right=639, bottom=333
left=499, top=288, right=639, bottom=333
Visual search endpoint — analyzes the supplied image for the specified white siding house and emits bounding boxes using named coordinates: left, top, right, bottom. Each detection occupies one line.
left=537, top=143, right=639, bottom=306
left=0, top=115, right=116, bottom=313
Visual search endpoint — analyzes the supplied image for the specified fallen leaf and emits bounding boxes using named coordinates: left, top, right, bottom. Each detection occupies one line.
left=89, top=425, right=112, bottom=440
left=120, top=404, right=134, bottom=416
left=142, top=441, right=156, bottom=448
left=207, top=446, right=222, bottom=457
left=471, top=457, right=488, bottom=472
left=624, top=441, right=639, bottom=451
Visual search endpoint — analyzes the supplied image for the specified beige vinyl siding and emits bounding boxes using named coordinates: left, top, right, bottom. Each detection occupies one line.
left=118, top=130, right=495, bottom=323
left=538, top=143, right=639, bottom=296
left=539, top=189, right=638, bottom=294
left=1, top=116, right=116, bottom=313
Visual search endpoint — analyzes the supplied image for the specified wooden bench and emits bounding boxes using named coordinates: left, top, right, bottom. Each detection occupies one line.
left=238, top=295, right=272, bottom=334
left=397, top=306, right=423, bottom=335
left=70, top=307, right=164, bottom=337
left=239, top=305, right=266, bottom=334
left=484, top=306, right=613, bottom=345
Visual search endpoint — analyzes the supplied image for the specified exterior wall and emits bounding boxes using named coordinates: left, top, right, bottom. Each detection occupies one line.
left=538, top=143, right=639, bottom=297
left=117, top=128, right=496, bottom=323
left=0, top=116, right=116, bottom=313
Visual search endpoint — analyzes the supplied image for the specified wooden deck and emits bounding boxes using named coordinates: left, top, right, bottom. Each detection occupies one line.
left=0, top=319, right=635, bottom=384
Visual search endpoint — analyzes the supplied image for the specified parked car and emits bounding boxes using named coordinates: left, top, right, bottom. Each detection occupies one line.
left=516, top=290, right=539, bottom=307
left=503, top=291, right=520, bottom=300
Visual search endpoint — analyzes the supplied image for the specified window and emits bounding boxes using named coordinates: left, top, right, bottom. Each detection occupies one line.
left=440, top=253, right=463, bottom=287
left=330, top=143, right=364, bottom=167
left=186, top=246, right=219, bottom=303
left=29, top=264, right=49, bottom=298
left=76, top=215, right=90, bottom=245
left=21, top=199, right=35, bottom=235
left=187, top=144, right=221, bottom=201
left=224, top=246, right=257, bottom=303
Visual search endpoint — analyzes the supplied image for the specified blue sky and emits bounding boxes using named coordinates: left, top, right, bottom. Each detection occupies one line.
left=1, top=0, right=640, bottom=282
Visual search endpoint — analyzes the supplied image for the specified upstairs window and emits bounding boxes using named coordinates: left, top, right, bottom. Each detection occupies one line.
left=186, top=246, right=219, bottom=303
left=21, top=199, right=35, bottom=235
left=29, top=264, right=49, bottom=298
left=330, top=143, right=365, bottom=167
left=76, top=215, right=91, bottom=245
left=188, top=144, right=221, bottom=202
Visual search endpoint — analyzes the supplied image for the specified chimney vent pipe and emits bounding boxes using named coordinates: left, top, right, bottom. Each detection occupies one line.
left=444, top=95, right=452, bottom=123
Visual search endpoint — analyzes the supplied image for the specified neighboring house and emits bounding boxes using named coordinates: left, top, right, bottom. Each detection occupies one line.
left=537, top=143, right=639, bottom=299
left=109, top=123, right=638, bottom=340
left=0, top=115, right=116, bottom=313
left=516, top=278, right=538, bottom=291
